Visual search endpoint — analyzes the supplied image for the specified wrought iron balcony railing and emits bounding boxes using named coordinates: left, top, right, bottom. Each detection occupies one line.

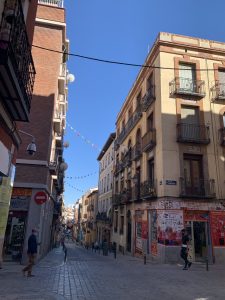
left=219, top=128, right=225, bottom=146
left=0, top=0, right=36, bottom=121
left=116, top=105, right=142, bottom=146
left=142, top=129, right=156, bottom=152
left=112, top=194, right=122, bottom=206
left=140, top=180, right=157, bottom=199
left=132, top=143, right=142, bottom=160
left=211, top=81, right=225, bottom=100
left=180, top=177, right=216, bottom=198
left=142, top=86, right=155, bottom=112
left=120, top=189, right=132, bottom=203
left=170, top=77, right=206, bottom=98
left=38, top=0, right=64, bottom=8
left=177, top=123, right=210, bottom=144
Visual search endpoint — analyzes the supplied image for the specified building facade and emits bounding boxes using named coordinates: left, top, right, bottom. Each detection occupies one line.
left=112, top=32, right=225, bottom=263
left=97, top=133, right=115, bottom=245
left=0, top=0, right=38, bottom=266
left=3, top=0, right=71, bottom=263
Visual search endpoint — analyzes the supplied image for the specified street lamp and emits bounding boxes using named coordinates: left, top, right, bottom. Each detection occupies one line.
left=18, top=130, right=37, bottom=156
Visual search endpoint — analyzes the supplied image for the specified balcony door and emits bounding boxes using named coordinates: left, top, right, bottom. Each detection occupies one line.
left=179, top=64, right=196, bottom=93
left=181, top=106, right=200, bottom=140
left=183, top=155, right=204, bottom=196
left=218, top=69, right=225, bottom=96
left=148, top=159, right=154, bottom=184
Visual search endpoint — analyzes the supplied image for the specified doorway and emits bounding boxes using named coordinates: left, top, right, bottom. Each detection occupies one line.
left=127, top=210, right=132, bottom=252
left=193, top=222, right=207, bottom=260
left=185, top=220, right=211, bottom=262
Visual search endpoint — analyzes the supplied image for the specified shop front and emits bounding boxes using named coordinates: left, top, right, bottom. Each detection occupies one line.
left=3, top=188, right=31, bottom=262
left=183, top=210, right=212, bottom=263
left=210, top=211, right=225, bottom=263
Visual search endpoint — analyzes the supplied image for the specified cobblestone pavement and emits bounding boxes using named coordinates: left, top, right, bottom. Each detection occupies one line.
left=0, top=243, right=225, bottom=300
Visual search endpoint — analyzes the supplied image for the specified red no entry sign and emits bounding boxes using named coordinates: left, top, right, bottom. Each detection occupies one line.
left=34, top=191, right=48, bottom=205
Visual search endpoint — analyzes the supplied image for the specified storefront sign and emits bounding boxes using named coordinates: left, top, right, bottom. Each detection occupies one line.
left=210, top=211, right=225, bottom=247
left=10, top=197, right=29, bottom=210
left=184, top=210, right=209, bottom=222
left=34, top=191, right=48, bottom=205
left=157, top=210, right=183, bottom=246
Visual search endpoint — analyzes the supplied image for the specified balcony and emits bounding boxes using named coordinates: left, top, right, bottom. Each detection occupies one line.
left=53, top=110, right=62, bottom=133
left=49, top=160, right=58, bottom=175
left=180, top=177, right=216, bottom=198
left=123, top=150, right=132, bottom=167
left=121, top=189, right=132, bottom=204
left=142, top=129, right=156, bottom=152
left=211, top=81, right=225, bottom=101
left=112, top=194, right=122, bottom=206
left=114, top=161, right=125, bottom=175
left=177, top=123, right=210, bottom=144
left=0, top=0, right=35, bottom=122
left=58, top=63, right=67, bottom=94
left=132, top=143, right=142, bottom=160
left=219, top=128, right=225, bottom=146
left=38, top=0, right=64, bottom=7
left=170, top=77, right=205, bottom=98
left=55, top=133, right=63, bottom=146
left=116, top=105, right=142, bottom=146
left=140, top=180, right=157, bottom=199
left=142, top=86, right=155, bottom=112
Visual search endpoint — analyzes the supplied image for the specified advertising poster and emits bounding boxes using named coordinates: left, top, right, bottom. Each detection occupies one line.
left=210, top=212, right=225, bottom=247
left=157, top=210, right=183, bottom=246
left=150, top=210, right=158, bottom=256
left=135, top=221, right=142, bottom=253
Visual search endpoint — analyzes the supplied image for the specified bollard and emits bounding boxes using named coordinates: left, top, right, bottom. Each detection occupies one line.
left=206, top=257, right=209, bottom=271
left=144, top=255, right=146, bottom=265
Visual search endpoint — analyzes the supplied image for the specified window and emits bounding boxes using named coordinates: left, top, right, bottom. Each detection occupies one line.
left=179, top=63, right=196, bottom=93
left=181, top=105, right=200, bottom=140
left=120, top=216, right=124, bottom=235
left=183, top=154, right=203, bottom=195
left=147, top=113, right=153, bottom=131
left=148, top=159, right=154, bottom=183
left=128, top=107, right=133, bottom=119
left=218, top=69, right=225, bottom=96
left=114, top=211, right=118, bottom=232
left=147, top=73, right=154, bottom=95
left=136, top=92, right=142, bottom=109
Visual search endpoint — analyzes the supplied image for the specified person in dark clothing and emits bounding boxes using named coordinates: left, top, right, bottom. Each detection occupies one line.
left=180, top=229, right=192, bottom=270
left=22, top=229, right=38, bottom=277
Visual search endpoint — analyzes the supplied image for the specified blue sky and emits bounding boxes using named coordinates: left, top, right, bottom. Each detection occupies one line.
left=64, top=0, right=225, bottom=205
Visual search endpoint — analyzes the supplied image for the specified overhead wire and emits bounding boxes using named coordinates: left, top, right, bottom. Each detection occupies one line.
left=32, top=44, right=217, bottom=71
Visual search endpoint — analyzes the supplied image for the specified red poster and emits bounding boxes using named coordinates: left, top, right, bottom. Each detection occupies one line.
left=141, top=221, right=148, bottom=239
left=210, top=212, right=225, bottom=247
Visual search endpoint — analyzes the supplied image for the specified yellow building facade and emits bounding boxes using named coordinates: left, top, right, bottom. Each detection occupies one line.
left=112, top=32, right=225, bottom=263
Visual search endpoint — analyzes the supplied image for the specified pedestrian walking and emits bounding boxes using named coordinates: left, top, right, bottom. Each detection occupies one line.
left=102, top=239, right=108, bottom=256
left=180, top=229, right=192, bottom=270
left=22, top=229, right=38, bottom=277
left=94, top=241, right=99, bottom=253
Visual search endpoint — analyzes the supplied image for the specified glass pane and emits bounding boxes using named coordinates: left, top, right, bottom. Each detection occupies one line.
left=184, top=160, right=191, bottom=186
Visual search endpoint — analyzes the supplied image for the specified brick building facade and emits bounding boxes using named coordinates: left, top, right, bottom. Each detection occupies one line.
left=0, top=0, right=38, bottom=266
left=3, top=0, right=71, bottom=263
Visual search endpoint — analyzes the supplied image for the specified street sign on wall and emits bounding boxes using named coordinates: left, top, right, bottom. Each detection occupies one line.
left=34, top=191, right=48, bottom=205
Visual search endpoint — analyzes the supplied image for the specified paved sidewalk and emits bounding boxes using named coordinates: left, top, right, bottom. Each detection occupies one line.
left=0, top=243, right=225, bottom=300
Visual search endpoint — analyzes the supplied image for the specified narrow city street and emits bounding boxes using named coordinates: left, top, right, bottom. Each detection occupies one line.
left=0, top=243, right=225, bottom=300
